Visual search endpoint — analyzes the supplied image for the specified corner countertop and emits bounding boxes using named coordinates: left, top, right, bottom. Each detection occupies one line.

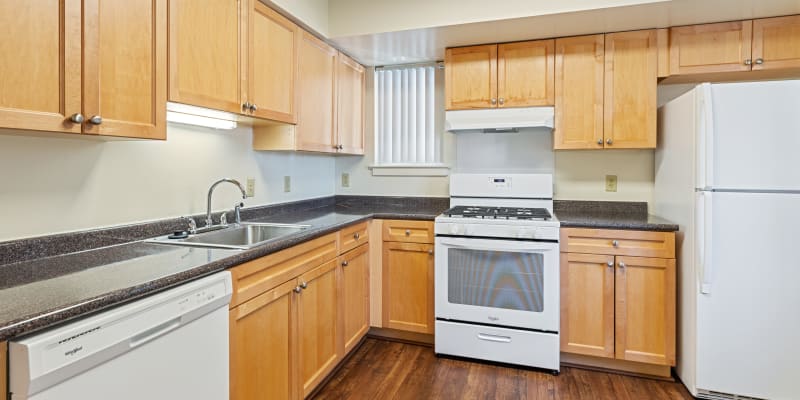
left=0, top=198, right=448, bottom=341
left=554, top=200, right=679, bottom=232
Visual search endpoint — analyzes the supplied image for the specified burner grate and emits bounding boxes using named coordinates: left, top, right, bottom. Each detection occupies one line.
left=443, top=206, right=552, bottom=220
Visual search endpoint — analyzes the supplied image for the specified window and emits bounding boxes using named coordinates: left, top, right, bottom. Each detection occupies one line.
left=372, top=64, right=446, bottom=175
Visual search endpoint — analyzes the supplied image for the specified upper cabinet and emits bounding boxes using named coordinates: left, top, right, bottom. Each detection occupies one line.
left=168, top=0, right=242, bottom=114
left=445, top=41, right=554, bottom=110
left=336, top=53, right=366, bottom=155
left=669, top=16, right=800, bottom=76
left=169, top=0, right=298, bottom=123
left=0, top=0, right=166, bottom=139
left=554, top=30, right=657, bottom=150
left=295, top=32, right=338, bottom=152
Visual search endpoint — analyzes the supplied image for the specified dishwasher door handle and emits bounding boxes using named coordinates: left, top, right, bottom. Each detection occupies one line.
left=129, top=317, right=182, bottom=348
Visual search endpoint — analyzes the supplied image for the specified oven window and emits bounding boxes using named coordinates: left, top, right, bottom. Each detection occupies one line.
left=447, top=249, right=544, bottom=312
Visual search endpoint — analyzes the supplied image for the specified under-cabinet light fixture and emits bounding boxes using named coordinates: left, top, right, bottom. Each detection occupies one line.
left=166, top=102, right=238, bottom=130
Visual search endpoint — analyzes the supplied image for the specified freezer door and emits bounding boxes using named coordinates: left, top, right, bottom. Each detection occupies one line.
left=706, top=80, right=800, bottom=190
left=696, top=192, right=800, bottom=399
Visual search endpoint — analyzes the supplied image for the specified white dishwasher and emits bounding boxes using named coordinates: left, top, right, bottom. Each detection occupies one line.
left=9, top=271, right=232, bottom=400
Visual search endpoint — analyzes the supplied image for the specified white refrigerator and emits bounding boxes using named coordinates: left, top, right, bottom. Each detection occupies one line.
left=655, top=80, right=800, bottom=400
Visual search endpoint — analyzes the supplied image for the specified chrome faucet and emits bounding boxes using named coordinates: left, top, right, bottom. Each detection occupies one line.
left=206, top=178, right=246, bottom=228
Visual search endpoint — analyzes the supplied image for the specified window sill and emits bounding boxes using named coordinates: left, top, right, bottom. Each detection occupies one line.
left=368, top=164, right=450, bottom=177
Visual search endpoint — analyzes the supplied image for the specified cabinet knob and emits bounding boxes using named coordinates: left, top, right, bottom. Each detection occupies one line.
left=754, top=58, right=764, bottom=65
left=294, top=286, right=302, bottom=293
left=744, top=59, right=752, bottom=66
left=597, top=139, right=603, bottom=145
left=607, top=261, right=614, bottom=267
left=342, top=260, right=349, bottom=267
left=490, top=98, right=497, bottom=105
left=353, top=232, right=360, bottom=240
left=618, top=262, right=627, bottom=269
left=498, top=98, right=505, bottom=106
left=612, top=240, right=619, bottom=248
left=88, top=115, right=102, bottom=125
left=339, top=144, right=344, bottom=150
left=242, top=102, right=251, bottom=112
left=606, top=138, right=613, bottom=145
left=428, top=249, right=434, bottom=255
left=300, top=281, right=308, bottom=289
left=405, top=229, right=411, bottom=236
left=69, top=113, right=84, bottom=124
left=250, top=103, right=258, bottom=112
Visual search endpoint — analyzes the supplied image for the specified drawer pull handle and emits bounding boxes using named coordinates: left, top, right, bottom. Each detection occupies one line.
left=477, top=333, right=512, bottom=343
left=405, top=229, right=411, bottom=236
left=612, top=240, right=619, bottom=248
left=353, top=232, right=360, bottom=240
left=342, top=260, right=349, bottom=267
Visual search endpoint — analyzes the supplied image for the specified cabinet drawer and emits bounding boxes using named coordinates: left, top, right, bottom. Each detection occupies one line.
left=230, top=233, right=338, bottom=307
left=560, top=228, right=675, bottom=258
left=382, top=220, right=434, bottom=243
left=339, top=221, right=369, bottom=254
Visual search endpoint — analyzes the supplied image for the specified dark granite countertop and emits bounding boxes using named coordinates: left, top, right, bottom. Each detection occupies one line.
left=554, top=200, right=679, bottom=232
left=0, top=197, right=448, bottom=341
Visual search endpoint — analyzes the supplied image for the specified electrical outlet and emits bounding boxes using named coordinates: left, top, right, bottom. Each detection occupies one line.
left=605, top=175, right=618, bottom=192
left=283, top=176, right=291, bottom=192
left=246, top=177, right=255, bottom=197
left=341, top=173, right=350, bottom=188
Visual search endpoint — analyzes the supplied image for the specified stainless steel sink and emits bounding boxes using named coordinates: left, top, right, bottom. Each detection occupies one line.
left=145, top=222, right=311, bottom=250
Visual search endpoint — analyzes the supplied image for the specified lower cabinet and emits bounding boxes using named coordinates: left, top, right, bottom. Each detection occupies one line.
left=339, top=244, right=370, bottom=354
left=298, top=260, right=340, bottom=397
left=560, top=228, right=676, bottom=374
left=382, top=241, right=435, bottom=334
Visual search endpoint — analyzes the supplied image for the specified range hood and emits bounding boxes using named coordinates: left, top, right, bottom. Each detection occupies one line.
left=445, top=106, right=554, bottom=132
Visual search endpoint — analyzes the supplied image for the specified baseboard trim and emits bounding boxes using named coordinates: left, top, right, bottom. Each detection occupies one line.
left=367, top=327, right=434, bottom=347
left=561, top=352, right=674, bottom=381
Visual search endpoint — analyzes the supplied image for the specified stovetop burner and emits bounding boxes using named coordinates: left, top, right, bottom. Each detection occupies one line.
left=442, top=206, right=552, bottom=220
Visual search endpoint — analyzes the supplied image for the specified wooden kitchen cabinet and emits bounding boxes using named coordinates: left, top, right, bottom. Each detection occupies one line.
left=615, top=256, right=676, bottom=366
left=445, top=41, right=555, bottom=110
left=339, top=222, right=369, bottom=256
left=382, top=241, right=435, bottom=334
left=298, top=259, right=340, bottom=398
left=168, top=0, right=242, bottom=114
left=0, top=0, right=166, bottom=139
left=752, top=15, right=800, bottom=70
left=669, top=21, right=754, bottom=75
left=560, top=228, right=676, bottom=376
left=336, top=52, right=366, bottom=154
left=560, top=253, right=615, bottom=358
left=230, top=279, right=298, bottom=400
left=1, top=341, right=6, bottom=399
left=603, top=30, right=658, bottom=149
left=338, top=244, right=370, bottom=354
left=295, top=32, right=338, bottom=153
left=382, top=219, right=435, bottom=244
left=554, top=35, right=605, bottom=149
left=247, top=1, right=299, bottom=123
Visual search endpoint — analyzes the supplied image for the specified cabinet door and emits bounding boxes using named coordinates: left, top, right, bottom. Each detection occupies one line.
left=498, top=40, right=555, bottom=107
left=248, top=1, right=298, bottom=123
left=554, top=35, right=604, bottom=150
left=298, top=260, right=340, bottom=397
left=752, top=15, right=800, bottom=71
left=168, top=0, right=243, bottom=114
left=230, top=280, right=298, bottom=400
left=445, top=45, right=498, bottom=110
left=604, top=30, right=658, bottom=149
left=382, top=242, right=435, bottom=334
left=339, top=244, right=370, bottom=354
left=83, top=0, right=167, bottom=139
left=615, top=256, right=676, bottom=366
left=669, top=21, right=753, bottom=75
left=296, top=31, right=337, bottom=153
left=336, top=52, right=366, bottom=155
left=0, top=0, right=82, bottom=134
left=560, top=253, right=615, bottom=358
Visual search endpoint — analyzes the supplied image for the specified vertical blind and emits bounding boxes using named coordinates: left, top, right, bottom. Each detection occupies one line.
left=375, top=66, right=439, bottom=164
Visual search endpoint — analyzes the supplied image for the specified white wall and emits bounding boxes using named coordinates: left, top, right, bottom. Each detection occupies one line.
left=0, top=124, right=335, bottom=241
left=267, top=0, right=330, bottom=37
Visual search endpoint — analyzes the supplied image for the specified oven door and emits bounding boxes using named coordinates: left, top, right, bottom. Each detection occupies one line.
left=435, top=236, right=559, bottom=332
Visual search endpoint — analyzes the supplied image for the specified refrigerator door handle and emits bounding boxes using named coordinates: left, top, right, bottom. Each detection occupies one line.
left=696, top=83, right=715, bottom=189
left=696, top=191, right=713, bottom=294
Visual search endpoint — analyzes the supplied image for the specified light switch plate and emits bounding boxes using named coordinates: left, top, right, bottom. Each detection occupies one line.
left=246, top=177, right=255, bottom=197
left=283, top=176, right=291, bottom=192
left=605, top=175, right=618, bottom=192
left=341, top=173, right=350, bottom=188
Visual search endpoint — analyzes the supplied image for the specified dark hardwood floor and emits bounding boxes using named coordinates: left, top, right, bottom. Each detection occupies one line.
left=313, top=338, right=694, bottom=400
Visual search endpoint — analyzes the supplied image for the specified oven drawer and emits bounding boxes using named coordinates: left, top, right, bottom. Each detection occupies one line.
left=560, top=228, right=675, bottom=258
left=383, top=220, right=434, bottom=243
left=435, top=320, right=559, bottom=370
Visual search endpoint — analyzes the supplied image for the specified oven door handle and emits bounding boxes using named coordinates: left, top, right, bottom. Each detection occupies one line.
left=477, top=333, right=512, bottom=343
left=438, top=239, right=554, bottom=253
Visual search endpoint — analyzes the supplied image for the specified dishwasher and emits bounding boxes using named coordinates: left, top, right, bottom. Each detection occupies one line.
left=9, top=271, right=232, bottom=400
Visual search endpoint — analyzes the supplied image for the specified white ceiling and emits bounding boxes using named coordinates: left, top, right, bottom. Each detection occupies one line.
left=329, top=0, right=800, bottom=66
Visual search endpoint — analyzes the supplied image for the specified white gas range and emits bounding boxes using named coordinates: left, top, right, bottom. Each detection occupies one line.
left=434, top=173, right=560, bottom=373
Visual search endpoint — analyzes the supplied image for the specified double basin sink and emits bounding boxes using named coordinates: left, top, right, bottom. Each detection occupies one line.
left=146, top=222, right=311, bottom=250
